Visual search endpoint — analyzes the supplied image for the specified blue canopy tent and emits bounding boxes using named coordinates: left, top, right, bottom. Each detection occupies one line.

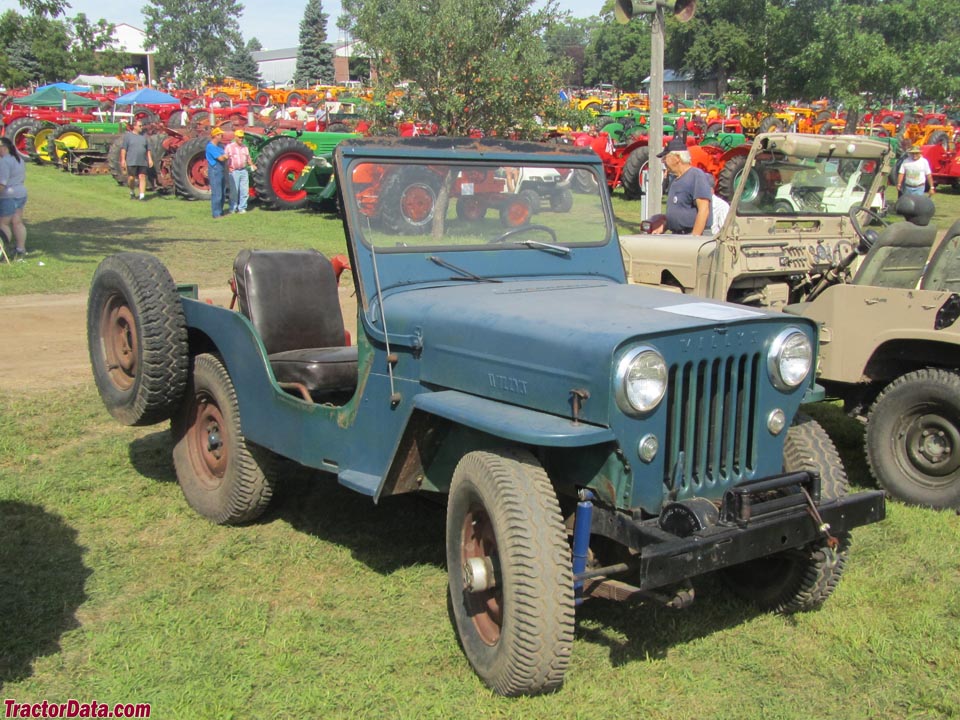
left=112, top=88, right=182, bottom=106
left=35, top=82, right=91, bottom=92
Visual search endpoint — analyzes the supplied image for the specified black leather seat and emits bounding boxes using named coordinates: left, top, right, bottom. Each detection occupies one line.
left=853, top=196, right=938, bottom=289
left=233, top=249, right=358, bottom=399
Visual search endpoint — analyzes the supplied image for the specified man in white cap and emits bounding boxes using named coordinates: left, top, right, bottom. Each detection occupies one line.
left=224, top=129, right=257, bottom=214
left=897, top=144, right=935, bottom=197
left=658, top=136, right=713, bottom=235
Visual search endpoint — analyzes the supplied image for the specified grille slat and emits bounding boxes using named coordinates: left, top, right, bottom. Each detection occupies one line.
left=665, top=352, right=760, bottom=496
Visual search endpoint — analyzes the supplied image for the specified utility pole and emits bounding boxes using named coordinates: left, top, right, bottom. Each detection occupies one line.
left=647, top=8, right=665, bottom=217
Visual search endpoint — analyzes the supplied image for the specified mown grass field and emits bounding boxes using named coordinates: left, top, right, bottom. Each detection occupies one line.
left=1, top=164, right=959, bottom=719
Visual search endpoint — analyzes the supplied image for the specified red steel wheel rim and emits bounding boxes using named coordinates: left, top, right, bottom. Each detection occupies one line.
left=506, top=200, right=530, bottom=227
left=270, top=153, right=308, bottom=202
left=99, top=293, right=138, bottom=391
left=461, top=197, right=484, bottom=220
left=461, top=503, right=502, bottom=645
left=188, top=155, right=209, bottom=190
left=401, top=184, right=435, bottom=225
left=186, top=392, right=228, bottom=488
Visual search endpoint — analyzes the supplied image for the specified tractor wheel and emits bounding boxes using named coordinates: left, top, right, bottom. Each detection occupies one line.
left=456, top=196, right=488, bottom=222
left=165, top=109, right=191, bottom=129
left=570, top=169, right=599, bottom=194
left=132, top=106, right=160, bottom=125
left=499, top=195, right=533, bottom=228
left=52, top=124, right=88, bottom=166
left=107, top=136, right=126, bottom=185
left=757, top=116, right=784, bottom=134
left=87, top=253, right=189, bottom=426
left=212, top=92, right=232, bottom=104
left=446, top=448, right=574, bottom=696
left=706, top=121, right=723, bottom=135
left=251, top=136, right=313, bottom=210
left=721, top=414, right=851, bottom=613
left=620, top=146, right=650, bottom=200
left=582, top=101, right=602, bottom=114
left=286, top=92, right=303, bottom=104
left=717, top=154, right=760, bottom=203
left=865, top=368, right=960, bottom=509
left=254, top=91, right=271, bottom=106
left=818, top=121, right=839, bottom=135
left=325, top=122, right=351, bottom=133
left=4, top=117, right=41, bottom=160
left=549, top=187, right=574, bottom=213
left=172, top=136, right=212, bottom=200
left=519, top=188, right=541, bottom=215
left=148, top=134, right=175, bottom=193
left=172, top=353, right=276, bottom=525
left=927, top=130, right=950, bottom=150
left=379, top=167, right=441, bottom=234
left=817, top=109, right=832, bottom=122
left=30, top=122, right=57, bottom=164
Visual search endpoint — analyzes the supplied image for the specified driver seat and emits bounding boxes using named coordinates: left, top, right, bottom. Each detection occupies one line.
left=233, top=249, right=358, bottom=401
left=852, top=196, right=938, bottom=289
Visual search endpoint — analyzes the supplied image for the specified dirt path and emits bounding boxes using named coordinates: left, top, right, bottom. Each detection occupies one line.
left=0, top=287, right=359, bottom=393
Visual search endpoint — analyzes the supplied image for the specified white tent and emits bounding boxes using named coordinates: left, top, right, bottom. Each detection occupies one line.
left=72, top=74, right=126, bottom=90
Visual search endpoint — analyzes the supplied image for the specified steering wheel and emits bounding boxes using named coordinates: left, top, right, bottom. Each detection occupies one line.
left=848, top=204, right=887, bottom=252
left=490, top=224, right=558, bottom=244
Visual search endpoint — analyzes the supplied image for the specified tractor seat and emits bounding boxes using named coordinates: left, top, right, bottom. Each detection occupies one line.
left=233, top=249, right=358, bottom=401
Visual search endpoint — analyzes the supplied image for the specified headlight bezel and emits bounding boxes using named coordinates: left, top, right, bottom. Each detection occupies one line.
left=767, top=327, right=813, bottom=391
left=615, top=346, right=668, bottom=416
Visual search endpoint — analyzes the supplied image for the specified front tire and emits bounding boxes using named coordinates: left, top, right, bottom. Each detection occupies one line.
left=87, top=253, right=188, bottom=426
left=721, top=414, right=851, bottom=613
left=172, top=354, right=275, bottom=525
left=866, top=368, right=960, bottom=509
left=251, top=136, right=313, bottom=210
left=446, top=449, right=574, bottom=696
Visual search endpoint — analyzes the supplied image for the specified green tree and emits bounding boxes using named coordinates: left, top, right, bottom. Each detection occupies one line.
left=545, top=13, right=599, bottom=88
left=583, top=4, right=651, bottom=92
left=342, top=0, right=571, bottom=137
left=294, top=0, right=335, bottom=86
left=143, top=0, right=244, bottom=87
left=70, top=13, right=129, bottom=76
left=226, top=38, right=263, bottom=85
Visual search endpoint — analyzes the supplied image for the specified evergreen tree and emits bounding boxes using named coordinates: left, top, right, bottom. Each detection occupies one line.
left=294, top=0, right=334, bottom=87
left=226, top=38, right=263, bottom=85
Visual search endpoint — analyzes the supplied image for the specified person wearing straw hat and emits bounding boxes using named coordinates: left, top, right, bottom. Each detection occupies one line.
left=224, top=129, right=257, bottom=214
left=897, top=144, right=935, bottom=197
left=206, top=127, right=229, bottom=218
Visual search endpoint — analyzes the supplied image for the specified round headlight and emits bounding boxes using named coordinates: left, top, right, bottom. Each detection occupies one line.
left=768, top=328, right=813, bottom=391
left=616, top=347, right=667, bottom=415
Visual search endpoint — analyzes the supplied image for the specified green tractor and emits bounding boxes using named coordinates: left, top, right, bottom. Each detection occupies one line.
left=49, top=121, right=128, bottom=173
left=169, top=128, right=360, bottom=210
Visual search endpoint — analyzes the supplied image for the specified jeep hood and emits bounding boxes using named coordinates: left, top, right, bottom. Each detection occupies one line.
left=380, top=279, right=781, bottom=423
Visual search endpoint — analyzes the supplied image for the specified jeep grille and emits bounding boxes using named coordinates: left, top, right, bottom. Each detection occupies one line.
left=665, top=353, right=760, bottom=495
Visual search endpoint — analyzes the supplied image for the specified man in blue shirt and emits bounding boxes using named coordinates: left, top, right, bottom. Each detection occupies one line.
left=658, top=136, right=712, bottom=235
left=206, top=127, right=229, bottom=218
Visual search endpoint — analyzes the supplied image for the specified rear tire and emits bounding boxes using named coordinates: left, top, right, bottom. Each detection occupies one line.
left=251, top=136, right=313, bottom=210
left=87, top=253, right=188, bottom=426
left=172, top=353, right=276, bottom=525
left=446, top=449, right=574, bottom=696
left=620, top=146, right=650, bottom=200
left=549, top=187, right=574, bottom=213
left=172, top=136, right=211, bottom=200
left=379, top=167, right=441, bottom=234
left=865, top=368, right=960, bottom=509
left=721, top=414, right=851, bottom=613
left=717, top=154, right=759, bottom=202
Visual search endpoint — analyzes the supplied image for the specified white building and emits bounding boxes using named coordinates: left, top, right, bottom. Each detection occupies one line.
left=251, top=48, right=299, bottom=87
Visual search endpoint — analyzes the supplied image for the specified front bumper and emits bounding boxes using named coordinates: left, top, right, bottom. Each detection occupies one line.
left=588, top=471, right=886, bottom=592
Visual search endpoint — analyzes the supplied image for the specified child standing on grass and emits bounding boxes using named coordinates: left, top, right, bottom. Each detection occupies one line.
left=0, top=136, right=28, bottom=262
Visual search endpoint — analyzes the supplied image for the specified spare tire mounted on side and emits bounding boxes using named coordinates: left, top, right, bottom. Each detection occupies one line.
left=87, top=252, right=189, bottom=426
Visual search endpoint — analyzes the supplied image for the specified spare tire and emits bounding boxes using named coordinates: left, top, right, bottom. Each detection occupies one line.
left=172, top=136, right=212, bottom=200
left=251, top=136, right=313, bottom=210
left=87, top=253, right=189, bottom=426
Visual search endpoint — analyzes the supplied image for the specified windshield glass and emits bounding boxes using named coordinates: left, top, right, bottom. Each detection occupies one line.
left=344, top=161, right=610, bottom=251
left=735, top=152, right=883, bottom=217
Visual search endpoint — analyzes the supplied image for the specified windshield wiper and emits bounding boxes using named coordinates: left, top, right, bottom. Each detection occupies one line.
left=519, top=239, right=571, bottom=255
left=428, top=255, right=502, bottom=283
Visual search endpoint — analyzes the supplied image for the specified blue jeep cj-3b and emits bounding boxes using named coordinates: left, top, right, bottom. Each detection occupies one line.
left=88, top=137, right=885, bottom=696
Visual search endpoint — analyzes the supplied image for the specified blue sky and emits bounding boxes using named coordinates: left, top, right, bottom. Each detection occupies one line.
left=0, top=0, right=605, bottom=51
